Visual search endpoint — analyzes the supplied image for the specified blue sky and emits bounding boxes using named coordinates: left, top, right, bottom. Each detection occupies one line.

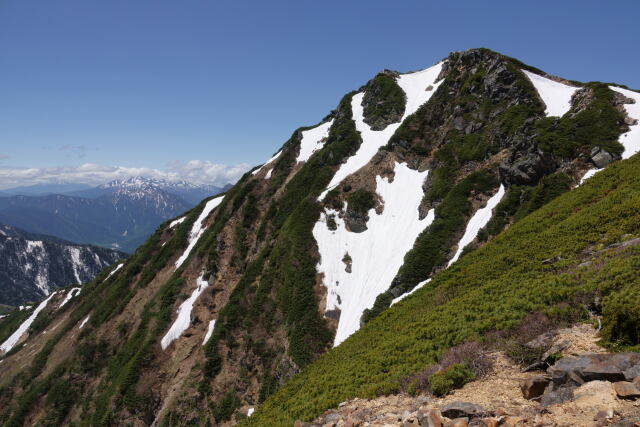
left=0, top=0, right=638, bottom=187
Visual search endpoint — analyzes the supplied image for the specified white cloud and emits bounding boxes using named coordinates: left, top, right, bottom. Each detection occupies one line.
left=0, top=161, right=251, bottom=190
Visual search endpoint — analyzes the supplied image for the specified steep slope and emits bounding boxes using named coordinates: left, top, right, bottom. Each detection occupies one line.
left=0, top=48, right=638, bottom=426
left=0, top=224, right=125, bottom=306
left=249, top=150, right=640, bottom=425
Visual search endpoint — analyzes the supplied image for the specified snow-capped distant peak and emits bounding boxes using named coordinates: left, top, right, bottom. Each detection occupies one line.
left=99, top=176, right=218, bottom=191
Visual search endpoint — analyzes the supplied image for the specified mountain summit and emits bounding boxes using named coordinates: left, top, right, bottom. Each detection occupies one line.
left=0, top=49, right=639, bottom=425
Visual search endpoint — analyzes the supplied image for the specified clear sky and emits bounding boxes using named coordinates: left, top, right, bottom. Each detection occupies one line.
left=0, top=0, right=638, bottom=188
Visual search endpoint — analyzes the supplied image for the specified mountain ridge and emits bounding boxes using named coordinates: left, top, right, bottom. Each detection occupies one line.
left=0, top=48, right=638, bottom=426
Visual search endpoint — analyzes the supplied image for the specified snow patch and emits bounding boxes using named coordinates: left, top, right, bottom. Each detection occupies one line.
left=161, top=274, right=209, bottom=350
left=579, top=168, right=602, bottom=185
left=319, top=63, right=444, bottom=199
left=314, top=162, right=434, bottom=346
left=59, top=287, right=81, bottom=308
left=175, top=196, right=224, bottom=268
left=105, top=263, right=124, bottom=281
left=448, top=184, right=506, bottom=267
left=67, top=247, right=82, bottom=284
left=252, top=150, right=282, bottom=175
left=296, top=120, right=334, bottom=163
left=79, top=315, right=90, bottom=329
left=264, top=168, right=273, bottom=180
left=1, top=292, right=56, bottom=353
left=169, top=216, right=186, bottom=229
left=202, top=319, right=216, bottom=345
left=247, top=408, right=255, bottom=417
left=391, top=278, right=431, bottom=306
left=522, top=70, right=577, bottom=117
left=609, top=86, right=640, bottom=159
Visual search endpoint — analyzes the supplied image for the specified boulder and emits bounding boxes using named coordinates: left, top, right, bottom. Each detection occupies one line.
left=613, top=381, right=640, bottom=399
left=623, top=364, right=640, bottom=381
left=540, top=385, right=574, bottom=406
left=590, top=146, right=621, bottom=168
left=344, top=210, right=368, bottom=233
left=547, top=353, right=640, bottom=386
left=440, top=402, right=486, bottom=419
left=520, top=375, right=550, bottom=400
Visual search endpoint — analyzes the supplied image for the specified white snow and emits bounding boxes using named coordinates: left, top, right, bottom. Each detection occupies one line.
left=169, top=216, right=186, bottom=229
left=296, top=120, right=334, bottom=163
left=522, top=70, right=577, bottom=117
left=314, top=162, right=434, bottom=346
left=105, top=263, right=124, bottom=281
left=0, top=292, right=56, bottom=353
left=610, top=86, right=640, bottom=159
left=175, top=196, right=224, bottom=268
left=391, top=278, right=431, bottom=306
left=67, top=247, right=82, bottom=284
left=161, top=274, right=209, bottom=350
left=577, top=87, right=640, bottom=185
left=79, top=315, right=90, bottom=329
left=26, top=240, right=44, bottom=254
left=247, top=408, right=255, bottom=417
left=264, top=168, right=273, bottom=180
left=59, top=287, right=81, bottom=308
left=319, top=63, right=444, bottom=199
left=252, top=150, right=282, bottom=175
left=579, top=168, right=601, bottom=185
left=202, top=319, right=216, bottom=345
left=448, top=184, right=506, bottom=267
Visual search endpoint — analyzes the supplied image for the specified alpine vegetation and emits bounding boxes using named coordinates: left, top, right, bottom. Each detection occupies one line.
left=0, top=49, right=639, bottom=426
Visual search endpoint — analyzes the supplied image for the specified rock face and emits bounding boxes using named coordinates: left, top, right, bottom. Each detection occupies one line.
left=0, top=224, right=125, bottom=306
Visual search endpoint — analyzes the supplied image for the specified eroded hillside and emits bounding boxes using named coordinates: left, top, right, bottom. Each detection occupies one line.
left=0, top=48, right=639, bottom=426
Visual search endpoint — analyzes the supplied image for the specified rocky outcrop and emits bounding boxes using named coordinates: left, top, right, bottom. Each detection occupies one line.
left=591, top=146, right=622, bottom=168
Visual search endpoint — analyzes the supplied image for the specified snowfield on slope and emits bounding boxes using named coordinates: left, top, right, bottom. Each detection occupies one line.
left=448, top=185, right=505, bottom=266
left=522, top=70, right=577, bottom=117
left=175, top=196, right=224, bottom=268
left=296, top=120, right=334, bottom=163
left=169, top=216, right=186, bottom=228
left=59, top=287, right=81, bottom=308
left=313, top=162, right=434, bottom=346
left=610, top=86, right=640, bottom=159
left=251, top=150, right=282, bottom=176
left=0, top=292, right=57, bottom=353
left=161, top=274, right=209, bottom=350
left=579, top=87, right=640, bottom=184
left=319, top=62, right=444, bottom=200
left=202, top=319, right=216, bottom=345
left=391, top=278, right=431, bottom=306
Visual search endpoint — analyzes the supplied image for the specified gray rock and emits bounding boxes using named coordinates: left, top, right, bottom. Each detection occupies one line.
left=548, top=353, right=640, bottom=387
left=344, top=210, right=368, bottom=233
left=440, top=402, right=486, bottom=419
left=542, top=340, right=571, bottom=362
left=526, top=331, right=555, bottom=350
left=499, top=149, right=558, bottom=185
left=624, top=364, right=640, bottom=381
left=540, top=385, right=575, bottom=406
left=590, top=146, right=620, bottom=168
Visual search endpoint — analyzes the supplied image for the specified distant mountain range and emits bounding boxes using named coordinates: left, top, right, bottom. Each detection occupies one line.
left=0, top=224, right=125, bottom=306
left=0, top=177, right=230, bottom=252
